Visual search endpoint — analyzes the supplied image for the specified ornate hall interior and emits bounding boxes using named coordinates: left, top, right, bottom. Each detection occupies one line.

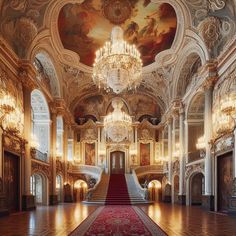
left=0, top=0, right=236, bottom=235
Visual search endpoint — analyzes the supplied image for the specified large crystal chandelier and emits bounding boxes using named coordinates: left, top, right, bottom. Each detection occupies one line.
left=104, top=97, right=132, bottom=142
left=93, top=26, right=142, bottom=94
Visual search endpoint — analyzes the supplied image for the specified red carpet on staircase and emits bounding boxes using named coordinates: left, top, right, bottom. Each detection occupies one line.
left=105, top=174, right=130, bottom=205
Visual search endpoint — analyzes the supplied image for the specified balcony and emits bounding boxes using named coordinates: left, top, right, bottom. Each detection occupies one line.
left=30, top=148, right=48, bottom=163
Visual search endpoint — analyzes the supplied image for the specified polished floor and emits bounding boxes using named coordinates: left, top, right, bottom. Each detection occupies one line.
left=0, top=203, right=235, bottom=236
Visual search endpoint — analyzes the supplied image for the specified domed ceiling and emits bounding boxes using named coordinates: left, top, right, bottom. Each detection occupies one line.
left=58, top=0, right=177, bottom=67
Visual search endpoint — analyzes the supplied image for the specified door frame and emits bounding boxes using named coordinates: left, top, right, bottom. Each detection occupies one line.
left=215, top=150, right=233, bottom=212
left=107, top=147, right=129, bottom=174
left=3, top=150, right=21, bottom=212
left=110, top=151, right=125, bottom=174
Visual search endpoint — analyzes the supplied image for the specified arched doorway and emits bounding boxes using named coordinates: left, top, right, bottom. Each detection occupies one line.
left=190, top=173, right=204, bottom=205
left=148, top=180, right=162, bottom=202
left=73, top=180, right=88, bottom=202
left=163, top=183, right=171, bottom=203
left=110, top=151, right=125, bottom=174
left=56, top=175, right=63, bottom=203
left=174, top=175, right=179, bottom=203
left=30, top=173, right=48, bottom=205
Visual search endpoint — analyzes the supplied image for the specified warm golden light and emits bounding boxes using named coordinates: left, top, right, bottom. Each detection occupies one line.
left=104, top=97, right=132, bottom=142
left=196, top=136, right=205, bottom=150
left=31, top=133, right=39, bottom=149
left=93, top=26, right=142, bottom=94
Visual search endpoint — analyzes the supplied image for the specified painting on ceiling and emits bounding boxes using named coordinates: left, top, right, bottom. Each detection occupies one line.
left=58, top=0, right=177, bottom=67
left=140, top=143, right=150, bottom=166
left=85, top=143, right=96, bottom=166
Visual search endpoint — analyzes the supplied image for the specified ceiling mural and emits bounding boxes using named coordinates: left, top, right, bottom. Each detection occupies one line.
left=58, top=0, right=177, bottom=67
left=74, top=93, right=161, bottom=125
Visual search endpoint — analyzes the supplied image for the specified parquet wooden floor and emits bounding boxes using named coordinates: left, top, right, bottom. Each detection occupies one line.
left=0, top=203, right=235, bottom=236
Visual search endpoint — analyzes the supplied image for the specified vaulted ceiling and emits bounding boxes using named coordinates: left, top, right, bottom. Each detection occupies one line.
left=0, top=0, right=235, bottom=123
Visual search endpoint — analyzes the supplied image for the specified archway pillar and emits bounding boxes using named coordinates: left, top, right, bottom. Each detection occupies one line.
left=20, top=65, right=37, bottom=211
left=178, top=108, right=186, bottom=204
left=167, top=118, right=172, bottom=183
left=49, top=108, right=58, bottom=205
left=202, top=84, right=214, bottom=210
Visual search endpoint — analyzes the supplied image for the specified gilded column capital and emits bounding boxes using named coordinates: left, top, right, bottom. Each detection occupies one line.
left=18, top=62, right=37, bottom=91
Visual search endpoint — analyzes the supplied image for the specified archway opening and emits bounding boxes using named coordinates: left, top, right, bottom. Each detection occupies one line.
left=190, top=173, right=204, bottom=206
left=31, top=89, right=50, bottom=162
left=148, top=180, right=162, bottom=202
left=73, top=180, right=88, bottom=202
left=187, top=93, right=205, bottom=163
left=30, top=173, right=48, bottom=205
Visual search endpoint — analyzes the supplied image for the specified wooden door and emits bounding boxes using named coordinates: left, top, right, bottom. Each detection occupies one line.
left=4, top=151, right=19, bottom=212
left=218, top=152, right=233, bottom=212
left=110, top=151, right=125, bottom=174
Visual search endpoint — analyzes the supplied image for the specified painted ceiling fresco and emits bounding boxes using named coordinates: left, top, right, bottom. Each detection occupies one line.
left=58, top=0, right=177, bottom=67
left=74, top=94, right=161, bottom=125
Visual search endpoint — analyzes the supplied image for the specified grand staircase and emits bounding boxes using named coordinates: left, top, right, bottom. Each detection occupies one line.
left=85, top=173, right=149, bottom=205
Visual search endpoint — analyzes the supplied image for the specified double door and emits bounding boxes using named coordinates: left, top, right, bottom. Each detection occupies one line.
left=110, top=151, right=125, bottom=174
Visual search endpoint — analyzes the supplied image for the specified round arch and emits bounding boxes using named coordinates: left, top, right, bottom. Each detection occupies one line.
left=31, top=89, right=51, bottom=160
left=32, top=49, right=62, bottom=98
left=30, top=172, right=49, bottom=205
left=73, top=179, right=88, bottom=202
left=148, top=180, right=162, bottom=202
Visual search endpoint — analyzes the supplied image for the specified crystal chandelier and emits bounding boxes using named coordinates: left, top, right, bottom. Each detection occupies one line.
left=104, top=97, right=132, bottom=142
left=93, top=26, right=142, bottom=94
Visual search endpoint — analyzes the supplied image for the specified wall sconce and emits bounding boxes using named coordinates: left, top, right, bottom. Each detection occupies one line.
left=196, top=136, right=205, bottom=150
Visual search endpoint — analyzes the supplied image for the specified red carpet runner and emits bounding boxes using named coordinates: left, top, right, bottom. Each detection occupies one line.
left=105, top=174, right=130, bottom=205
left=70, top=206, right=167, bottom=236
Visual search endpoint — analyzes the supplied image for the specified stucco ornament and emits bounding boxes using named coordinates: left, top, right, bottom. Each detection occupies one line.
left=198, top=16, right=221, bottom=52
left=209, top=0, right=226, bottom=11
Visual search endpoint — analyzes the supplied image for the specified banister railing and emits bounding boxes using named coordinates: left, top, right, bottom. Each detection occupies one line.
left=132, top=169, right=148, bottom=200
left=31, top=148, right=48, bottom=162
left=68, top=164, right=103, bottom=178
left=134, top=165, right=164, bottom=176
left=86, top=169, right=104, bottom=200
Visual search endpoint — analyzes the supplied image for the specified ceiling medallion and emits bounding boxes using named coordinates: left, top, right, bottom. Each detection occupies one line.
left=102, top=0, right=132, bottom=25
left=104, top=97, right=132, bottom=143
left=93, top=26, right=142, bottom=94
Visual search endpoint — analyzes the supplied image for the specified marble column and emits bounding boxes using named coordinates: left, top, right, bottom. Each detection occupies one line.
left=22, top=86, right=35, bottom=210
left=168, top=119, right=172, bottom=183
left=203, top=86, right=214, bottom=210
left=50, top=111, right=58, bottom=205
left=178, top=109, right=186, bottom=204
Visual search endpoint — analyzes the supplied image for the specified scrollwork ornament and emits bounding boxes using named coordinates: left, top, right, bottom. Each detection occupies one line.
left=209, top=0, right=226, bottom=12
left=198, top=16, right=221, bottom=54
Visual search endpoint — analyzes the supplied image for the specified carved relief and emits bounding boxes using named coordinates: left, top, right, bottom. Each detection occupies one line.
left=56, top=159, right=64, bottom=173
left=3, top=134, right=25, bottom=154
left=32, top=161, right=51, bottom=180
left=198, top=16, right=221, bottom=53
left=185, top=162, right=204, bottom=180
left=214, top=135, right=234, bottom=154
left=172, top=160, right=180, bottom=175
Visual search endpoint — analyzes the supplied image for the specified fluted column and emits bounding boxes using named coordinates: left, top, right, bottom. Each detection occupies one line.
left=178, top=108, right=186, bottom=204
left=22, top=85, right=36, bottom=210
left=203, top=86, right=214, bottom=210
left=168, top=119, right=172, bottom=182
